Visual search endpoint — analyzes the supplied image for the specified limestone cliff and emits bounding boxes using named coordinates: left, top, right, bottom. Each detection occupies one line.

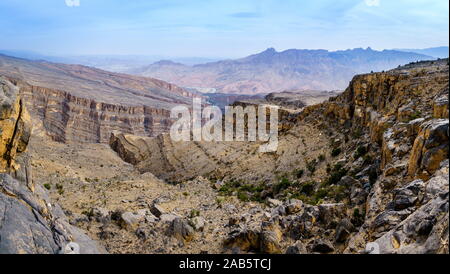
left=0, top=78, right=31, bottom=172
left=0, top=54, right=199, bottom=143
left=0, top=77, right=105, bottom=254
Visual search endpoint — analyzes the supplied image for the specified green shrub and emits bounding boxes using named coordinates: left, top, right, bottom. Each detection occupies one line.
left=189, top=209, right=200, bottom=218
left=294, top=169, right=304, bottom=178
left=274, top=178, right=291, bottom=193
left=299, top=181, right=315, bottom=196
left=322, top=163, right=348, bottom=186
left=318, top=154, right=326, bottom=162
left=237, top=191, right=249, bottom=202
left=43, top=183, right=51, bottom=190
left=306, top=160, right=317, bottom=174
left=354, top=145, right=367, bottom=159
left=331, top=148, right=341, bottom=157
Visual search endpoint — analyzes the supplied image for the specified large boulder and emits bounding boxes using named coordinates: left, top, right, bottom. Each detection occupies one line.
left=408, top=119, right=449, bottom=180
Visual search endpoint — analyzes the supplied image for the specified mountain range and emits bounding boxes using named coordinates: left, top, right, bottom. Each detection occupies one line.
left=131, top=47, right=439, bottom=94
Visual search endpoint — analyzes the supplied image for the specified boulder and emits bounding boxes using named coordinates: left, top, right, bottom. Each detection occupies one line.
left=150, top=204, right=166, bottom=218
left=285, top=241, right=308, bottom=254
left=309, top=239, right=335, bottom=253
left=260, top=221, right=282, bottom=254
left=169, top=218, right=195, bottom=242
left=119, top=212, right=145, bottom=230
left=190, top=216, right=206, bottom=232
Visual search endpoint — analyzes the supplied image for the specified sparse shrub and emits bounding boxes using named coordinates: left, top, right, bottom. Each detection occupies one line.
left=274, top=178, right=291, bottom=193
left=331, top=148, right=341, bottom=157
left=354, top=145, right=367, bottom=159
left=189, top=209, right=200, bottom=218
left=294, top=169, right=304, bottom=178
left=352, top=128, right=362, bottom=138
left=318, top=154, right=325, bottom=162
left=322, top=163, right=348, bottom=186
left=237, top=191, right=249, bottom=202
left=299, top=181, right=315, bottom=196
left=43, top=183, right=51, bottom=190
left=306, top=160, right=317, bottom=174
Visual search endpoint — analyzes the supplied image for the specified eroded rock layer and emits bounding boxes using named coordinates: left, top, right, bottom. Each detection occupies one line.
left=0, top=77, right=105, bottom=254
left=0, top=54, right=199, bottom=143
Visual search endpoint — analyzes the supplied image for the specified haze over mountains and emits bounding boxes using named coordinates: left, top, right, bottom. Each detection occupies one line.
left=131, top=47, right=441, bottom=94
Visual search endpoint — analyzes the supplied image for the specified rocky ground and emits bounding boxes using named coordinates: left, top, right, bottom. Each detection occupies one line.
left=2, top=59, right=449, bottom=254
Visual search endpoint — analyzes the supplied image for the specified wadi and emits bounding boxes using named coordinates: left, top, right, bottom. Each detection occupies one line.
left=0, top=0, right=448, bottom=256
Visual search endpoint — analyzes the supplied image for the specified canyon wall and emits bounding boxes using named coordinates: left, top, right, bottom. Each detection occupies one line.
left=11, top=79, right=175, bottom=143
left=0, top=54, right=199, bottom=143
left=0, top=77, right=105, bottom=254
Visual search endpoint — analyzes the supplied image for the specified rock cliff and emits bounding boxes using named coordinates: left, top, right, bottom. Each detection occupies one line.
left=0, top=77, right=105, bottom=254
left=0, top=54, right=199, bottom=143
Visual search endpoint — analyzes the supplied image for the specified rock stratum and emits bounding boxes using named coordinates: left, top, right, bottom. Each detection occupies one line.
left=0, top=54, right=199, bottom=143
left=107, top=59, right=449, bottom=254
left=0, top=77, right=105, bottom=254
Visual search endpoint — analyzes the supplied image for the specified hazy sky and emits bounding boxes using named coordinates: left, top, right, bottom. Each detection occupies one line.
left=0, top=0, right=448, bottom=58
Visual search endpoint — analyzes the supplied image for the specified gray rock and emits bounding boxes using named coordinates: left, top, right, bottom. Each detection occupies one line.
left=169, top=218, right=195, bottom=242
left=150, top=204, right=166, bottom=218
left=119, top=212, right=145, bottom=230
left=160, top=213, right=179, bottom=223
left=335, top=219, right=355, bottom=243
left=285, top=241, right=307, bottom=254
left=286, top=199, right=303, bottom=215
left=267, top=198, right=283, bottom=207
left=190, top=216, right=206, bottom=232
left=310, top=239, right=335, bottom=253
left=0, top=174, right=105, bottom=254
left=91, top=207, right=110, bottom=223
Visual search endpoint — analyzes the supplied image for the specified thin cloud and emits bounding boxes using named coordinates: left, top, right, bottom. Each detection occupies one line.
left=65, top=0, right=80, bottom=7
left=364, top=0, right=380, bottom=7
left=229, top=12, right=261, bottom=18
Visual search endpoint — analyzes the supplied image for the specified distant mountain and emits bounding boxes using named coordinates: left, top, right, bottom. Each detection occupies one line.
left=395, top=46, right=448, bottom=59
left=131, top=47, right=433, bottom=94
left=0, top=50, right=220, bottom=73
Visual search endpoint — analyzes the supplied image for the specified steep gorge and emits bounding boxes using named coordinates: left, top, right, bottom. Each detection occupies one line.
left=0, top=54, right=199, bottom=143
left=108, top=59, right=449, bottom=254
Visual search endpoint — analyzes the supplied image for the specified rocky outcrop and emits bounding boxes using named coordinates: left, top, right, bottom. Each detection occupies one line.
left=299, top=59, right=449, bottom=254
left=0, top=78, right=105, bottom=254
left=0, top=77, right=31, bottom=172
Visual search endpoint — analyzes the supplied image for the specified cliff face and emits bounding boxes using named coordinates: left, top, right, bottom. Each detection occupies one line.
left=0, top=77, right=31, bottom=172
left=12, top=80, right=176, bottom=143
left=0, top=54, right=199, bottom=143
left=299, top=59, right=449, bottom=253
left=0, top=77, right=105, bottom=254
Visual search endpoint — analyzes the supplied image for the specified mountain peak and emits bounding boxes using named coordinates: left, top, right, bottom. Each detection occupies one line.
left=262, top=47, right=277, bottom=54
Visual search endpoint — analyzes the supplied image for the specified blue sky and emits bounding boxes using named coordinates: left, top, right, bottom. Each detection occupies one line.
left=0, top=0, right=448, bottom=58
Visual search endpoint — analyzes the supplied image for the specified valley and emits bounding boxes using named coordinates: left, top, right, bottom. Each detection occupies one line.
left=2, top=57, right=446, bottom=254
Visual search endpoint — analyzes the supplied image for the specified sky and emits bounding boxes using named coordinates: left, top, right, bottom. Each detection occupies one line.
left=0, top=0, right=448, bottom=58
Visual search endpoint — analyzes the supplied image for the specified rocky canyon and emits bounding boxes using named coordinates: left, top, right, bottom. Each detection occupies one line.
left=1, top=53, right=447, bottom=254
